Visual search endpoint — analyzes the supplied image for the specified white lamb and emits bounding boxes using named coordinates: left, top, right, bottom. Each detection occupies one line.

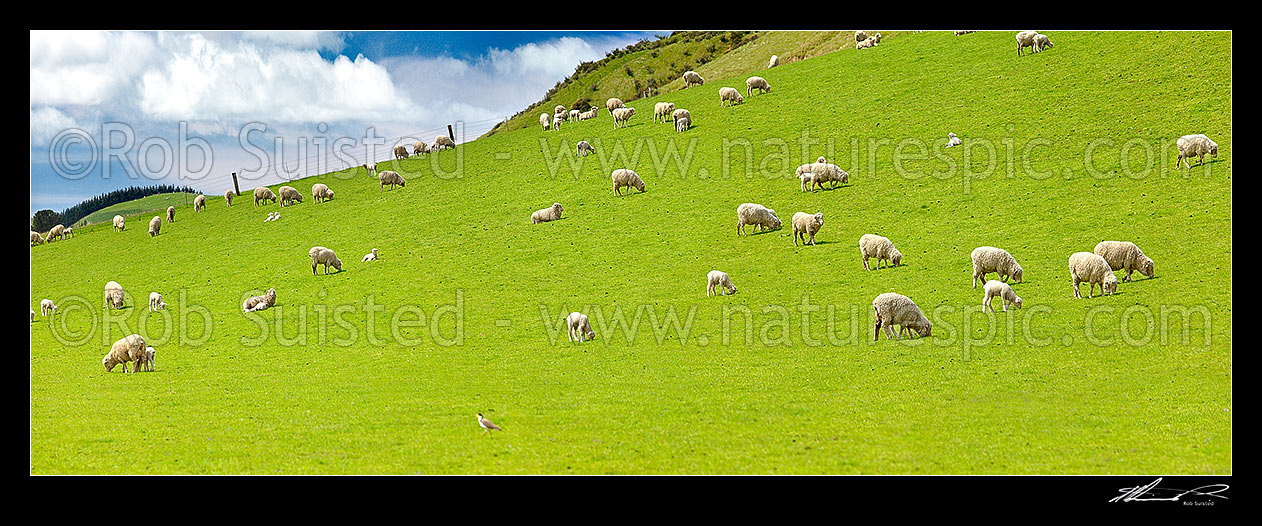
left=706, top=270, right=737, bottom=296
left=362, top=248, right=379, bottom=262
left=143, top=346, right=156, bottom=372
left=243, top=288, right=277, bottom=312
left=982, top=280, right=1022, bottom=313
left=768, top=55, right=779, bottom=68
left=792, top=212, right=824, bottom=246
left=567, top=312, right=596, bottom=342
left=971, top=246, right=1024, bottom=288
left=1068, top=252, right=1118, bottom=299
left=148, top=292, right=167, bottom=311
left=719, top=87, right=744, bottom=107
left=1176, top=134, right=1218, bottom=169
left=654, top=102, right=676, bottom=124
left=860, top=234, right=903, bottom=270
left=569, top=109, right=580, bottom=122
left=736, top=203, right=782, bottom=236
left=872, top=292, right=932, bottom=340
left=612, top=107, right=636, bottom=129
left=675, top=115, right=691, bottom=133
left=1033, top=33, right=1053, bottom=52
left=576, top=140, right=596, bottom=157
left=552, top=114, right=564, bottom=131
left=40, top=298, right=57, bottom=317
left=946, top=132, right=961, bottom=148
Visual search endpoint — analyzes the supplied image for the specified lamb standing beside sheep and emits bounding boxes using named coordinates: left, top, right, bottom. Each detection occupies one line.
left=278, top=186, right=303, bottom=207
left=113, top=215, right=126, bottom=231
left=569, top=109, right=580, bottom=122
left=654, top=102, right=676, bottom=123
left=243, top=288, right=277, bottom=312
left=379, top=170, right=406, bottom=191
left=1176, top=134, right=1218, bottom=169
left=65, top=228, right=73, bottom=239
left=531, top=202, right=563, bottom=224
left=194, top=194, right=206, bottom=212
left=706, top=270, right=737, bottom=296
left=873, top=293, right=932, bottom=340
left=148, top=292, right=166, bottom=311
left=148, top=216, right=161, bottom=237
left=682, top=71, right=704, bottom=87
left=792, top=212, right=824, bottom=246
left=612, top=107, right=636, bottom=129
left=719, top=87, right=744, bottom=107
left=675, top=115, right=691, bottom=133
left=144, top=346, right=156, bottom=372
left=552, top=114, right=563, bottom=131
left=1093, top=241, right=1155, bottom=282
left=567, top=312, right=595, bottom=343
left=103, top=334, right=147, bottom=373
left=1033, top=33, right=1053, bottom=52
left=860, top=234, right=903, bottom=270
left=611, top=169, right=645, bottom=196
left=971, top=246, right=1024, bottom=288
left=312, top=183, right=334, bottom=203
left=746, top=76, right=771, bottom=97
left=104, top=281, right=125, bottom=309
left=736, top=203, right=782, bottom=236
left=1069, top=252, right=1118, bottom=299
left=576, top=140, right=596, bottom=157
left=982, top=281, right=1023, bottom=313
left=254, top=187, right=277, bottom=206
left=309, top=246, right=343, bottom=275
left=795, top=161, right=849, bottom=190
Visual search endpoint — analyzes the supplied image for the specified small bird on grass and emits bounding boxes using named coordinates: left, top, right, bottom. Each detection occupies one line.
left=478, top=413, right=502, bottom=436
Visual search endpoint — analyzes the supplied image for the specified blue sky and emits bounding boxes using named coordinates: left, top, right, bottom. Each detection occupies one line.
left=29, top=30, right=660, bottom=214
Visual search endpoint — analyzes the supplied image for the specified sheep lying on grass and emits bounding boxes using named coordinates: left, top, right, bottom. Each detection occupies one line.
left=706, top=270, right=737, bottom=296
left=103, top=334, right=147, bottom=373
left=243, top=288, right=277, bottom=312
left=792, top=212, right=824, bottom=246
left=736, top=203, right=782, bottom=236
left=309, top=247, right=343, bottom=275
left=983, top=280, right=1022, bottom=312
left=971, top=246, right=1023, bottom=288
left=946, top=132, right=961, bottom=148
left=860, top=234, right=902, bottom=270
left=362, top=248, right=379, bottom=262
left=567, top=312, right=595, bottom=342
left=873, top=292, right=932, bottom=340
left=1069, top=252, right=1118, bottom=299
left=531, top=202, right=563, bottom=224
left=1093, top=241, right=1154, bottom=282
left=611, top=169, right=645, bottom=196
left=148, top=292, right=166, bottom=311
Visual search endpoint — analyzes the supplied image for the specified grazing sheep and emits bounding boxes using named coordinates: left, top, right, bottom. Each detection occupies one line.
left=144, top=346, right=156, bottom=372
left=554, top=104, right=566, bottom=116
left=612, top=107, right=636, bottom=129
left=148, top=292, right=166, bottom=311
left=682, top=70, right=705, bottom=87
left=1033, top=33, right=1053, bottom=52
left=971, top=246, right=1024, bottom=288
left=242, top=288, right=277, bottom=312
left=378, top=170, right=406, bottom=191
left=312, top=183, right=334, bottom=203
left=569, top=109, right=581, bottom=121
left=65, top=227, right=73, bottom=239
left=982, top=280, right=1023, bottom=313
left=671, top=108, right=691, bottom=123
left=860, top=234, right=903, bottom=270
left=768, top=55, right=779, bottom=68
left=31, top=231, right=44, bottom=245
left=1176, top=134, right=1218, bottom=169
left=1069, top=252, right=1118, bottom=299
left=362, top=248, right=379, bottom=262
left=736, top=203, right=782, bottom=236
left=567, top=312, right=596, bottom=343
left=792, top=212, right=824, bottom=246
left=1093, top=241, right=1155, bottom=282
left=746, top=76, right=771, bottom=97
left=113, top=215, right=126, bottom=232
left=576, top=140, right=596, bottom=157
left=413, top=141, right=428, bottom=156
left=278, top=186, right=303, bottom=207
left=611, top=169, right=645, bottom=196
left=309, top=246, right=343, bottom=275
left=434, top=136, right=457, bottom=150
left=539, top=113, right=552, bottom=131
left=946, top=132, right=961, bottom=148
left=254, top=187, right=277, bottom=206
left=1016, top=31, right=1039, bottom=56
left=225, top=189, right=235, bottom=206
left=872, top=292, right=932, bottom=340
left=654, top=102, right=676, bottom=123
left=47, top=224, right=65, bottom=242
left=194, top=194, right=206, bottom=212
left=531, top=202, right=563, bottom=224
left=166, top=206, right=175, bottom=223
left=606, top=98, right=626, bottom=113
left=148, top=216, right=161, bottom=237
left=40, top=298, right=57, bottom=317
left=706, top=270, right=737, bottom=296
left=552, top=114, right=564, bottom=131
left=675, top=115, right=691, bottom=133
left=103, top=334, right=147, bottom=373
left=104, top=281, right=125, bottom=310
left=954, top=30, right=976, bottom=36
left=855, top=30, right=868, bottom=42
left=719, top=87, right=744, bottom=107
left=795, top=161, right=849, bottom=190
left=394, top=144, right=409, bottom=160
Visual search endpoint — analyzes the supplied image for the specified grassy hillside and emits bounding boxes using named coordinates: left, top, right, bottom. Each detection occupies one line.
left=30, top=31, right=1231, bottom=474
left=76, top=192, right=202, bottom=227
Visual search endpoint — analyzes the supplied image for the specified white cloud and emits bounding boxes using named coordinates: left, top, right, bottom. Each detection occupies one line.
left=30, top=30, right=159, bottom=106
left=29, top=106, right=83, bottom=145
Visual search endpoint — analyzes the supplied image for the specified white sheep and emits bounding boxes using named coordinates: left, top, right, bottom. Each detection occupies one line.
left=46, top=224, right=65, bottom=242
left=873, top=292, right=932, bottom=340
left=552, top=114, right=564, bottom=131
left=148, top=292, right=166, bottom=311
left=719, top=87, right=744, bottom=107
left=1093, top=241, right=1154, bottom=282
left=1033, top=33, right=1053, bottom=52
left=362, top=163, right=378, bottom=177
left=579, top=107, right=599, bottom=120
left=855, top=30, right=868, bottom=42
left=768, top=55, right=779, bottom=68
left=971, top=246, right=1024, bottom=288
left=671, top=108, right=691, bottom=123
left=860, top=234, right=903, bottom=270
left=675, top=115, right=691, bottom=133
left=946, top=132, right=961, bottom=148
left=362, top=248, right=379, bottom=262
left=873, top=33, right=882, bottom=43
left=706, top=270, right=737, bottom=296
left=104, top=281, right=125, bottom=310
left=576, top=140, right=596, bottom=157
left=682, top=71, right=705, bottom=87
left=736, top=203, right=782, bottom=236
left=413, top=141, right=428, bottom=156
left=434, top=136, right=457, bottom=150
left=242, top=288, right=277, bottom=312
left=798, top=171, right=816, bottom=192
left=277, top=186, right=303, bottom=207
left=554, top=104, right=566, bottom=116
left=394, top=144, right=409, bottom=160
left=31, top=231, right=44, bottom=245
left=746, top=76, right=771, bottom=97
left=166, top=206, right=175, bottom=223
left=379, top=170, right=406, bottom=191
left=1176, top=134, right=1218, bottom=169
left=531, top=202, right=563, bottom=224
left=113, top=215, right=126, bottom=232
left=148, top=216, right=161, bottom=237
left=611, top=169, right=645, bottom=196
left=144, top=346, right=156, bottom=372
left=64, top=227, right=73, bottom=239
left=982, top=280, right=1023, bottom=313
left=569, top=109, right=580, bottom=122
left=795, top=161, right=849, bottom=190
left=312, top=183, right=334, bottom=203
left=611, top=107, right=636, bottom=129
left=606, top=98, right=626, bottom=114
left=103, top=334, right=147, bottom=373
left=567, top=312, right=596, bottom=343
left=40, top=298, right=57, bottom=317
left=856, top=38, right=877, bottom=50
left=1016, top=31, right=1039, bottom=56
left=225, top=189, right=235, bottom=206
left=254, top=187, right=277, bottom=206
left=194, top=194, right=206, bottom=212
left=654, top=102, right=676, bottom=124
left=264, top=212, right=276, bottom=223
left=1069, top=252, right=1118, bottom=299
left=309, top=247, right=343, bottom=275
left=792, top=212, right=824, bottom=246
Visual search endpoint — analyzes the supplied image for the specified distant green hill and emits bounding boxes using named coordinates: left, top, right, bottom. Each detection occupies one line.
left=77, top=192, right=201, bottom=226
